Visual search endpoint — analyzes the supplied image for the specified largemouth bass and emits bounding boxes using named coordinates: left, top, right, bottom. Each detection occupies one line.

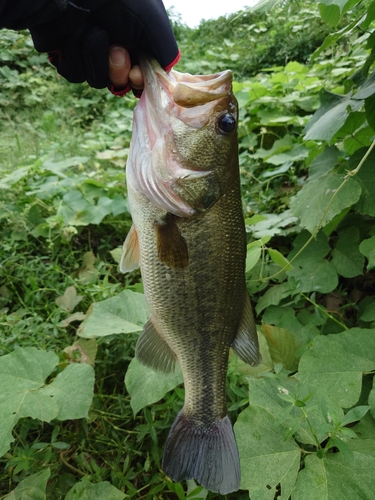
left=121, top=56, right=261, bottom=494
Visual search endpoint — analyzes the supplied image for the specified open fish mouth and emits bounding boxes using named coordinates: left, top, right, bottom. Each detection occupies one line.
left=126, top=56, right=236, bottom=217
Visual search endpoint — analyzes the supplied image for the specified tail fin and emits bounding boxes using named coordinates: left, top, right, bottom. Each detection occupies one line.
left=162, top=411, right=240, bottom=494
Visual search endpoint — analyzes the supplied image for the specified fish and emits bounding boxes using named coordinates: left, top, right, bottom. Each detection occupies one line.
left=121, top=55, right=261, bottom=495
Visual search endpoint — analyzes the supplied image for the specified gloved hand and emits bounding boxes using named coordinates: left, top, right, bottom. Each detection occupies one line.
left=29, top=0, right=179, bottom=92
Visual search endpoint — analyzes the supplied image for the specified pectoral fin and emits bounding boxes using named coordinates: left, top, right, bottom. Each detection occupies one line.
left=120, top=224, right=140, bottom=273
left=231, top=294, right=261, bottom=366
left=136, top=317, right=177, bottom=373
left=155, top=213, right=189, bottom=269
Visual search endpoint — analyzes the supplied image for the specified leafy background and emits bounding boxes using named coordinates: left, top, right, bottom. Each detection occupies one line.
left=1, top=0, right=375, bottom=498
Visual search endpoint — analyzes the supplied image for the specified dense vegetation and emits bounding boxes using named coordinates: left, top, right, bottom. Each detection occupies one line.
left=1, top=0, right=375, bottom=498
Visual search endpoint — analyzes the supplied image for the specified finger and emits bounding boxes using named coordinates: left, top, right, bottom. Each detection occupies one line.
left=109, top=45, right=131, bottom=88
left=129, top=65, right=144, bottom=90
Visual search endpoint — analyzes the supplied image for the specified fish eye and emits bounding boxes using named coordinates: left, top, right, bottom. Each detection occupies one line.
left=218, top=113, right=236, bottom=134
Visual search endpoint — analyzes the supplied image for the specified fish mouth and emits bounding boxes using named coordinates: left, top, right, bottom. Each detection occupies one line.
left=139, top=55, right=233, bottom=118
left=127, top=55, right=235, bottom=217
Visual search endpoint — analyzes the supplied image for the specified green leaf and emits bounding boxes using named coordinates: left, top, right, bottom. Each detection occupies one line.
left=341, top=406, right=370, bottom=427
left=304, top=89, right=363, bottom=142
left=0, top=166, right=30, bottom=189
left=65, top=477, right=125, bottom=500
left=249, top=211, right=299, bottom=239
left=234, top=405, right=300, bottom=500
left=40, top=363, right=94, bottom=420
left=267, top=248, right=293, bottom=271
left=352, top=148, right=375, bottom=216
left=0, top=348, right=95, bottom=456
left=125, top=358, right=183, bottom=415
left=247, top=373, right=288, bottom=412
left=249, top=0, right=283, bottom=13
left=297, top=335, right=364, bottom=409
left=4, top=468, right=51, bottom=500
left=332, top=328, right=375, bottom=371
left=78, top=290, right=149, bottom=338
left=319, top=3, right=340, bottom=27
left=359, top=236, right=375, bottom=270
left=306, top=146, right=338, bottom=182
left=260, top=324, right=298, bottom=371
left=42, top=156, right=89, bottom=177
left=186, top=480, right=208, bottom=499
left=289, top=169, right=362, bottom=233
left=255, top=283, right=296, bottom=314
left=369, top=379, right=375, bottom=420
left=365, top=93, right=375, bottom=130
left=246, top=245, right=262, bottom=273
left=360, top=301, right=375, bottom=322
left=362, top=1, right=375, bottom=28
left=292, top=449, right=375, bottom=500
left=311, top=18, right=359, bottom=60
left=331, top=227, right=365, bottom=277
left=288, top=259, right=338, bottom=294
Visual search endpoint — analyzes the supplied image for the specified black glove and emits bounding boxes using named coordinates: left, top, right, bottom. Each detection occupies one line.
left=29, top=0, right=179, bottom=90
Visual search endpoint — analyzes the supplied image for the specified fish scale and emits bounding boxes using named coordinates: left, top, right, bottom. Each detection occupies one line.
left=121, top=56, right=261, bottom=494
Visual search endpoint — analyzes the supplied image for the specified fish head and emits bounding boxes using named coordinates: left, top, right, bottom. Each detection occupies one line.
left=126, top=55, right=239, bottom=216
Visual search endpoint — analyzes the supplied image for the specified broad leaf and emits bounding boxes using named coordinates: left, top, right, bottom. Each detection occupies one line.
left=286, top=231, right=337, bottom=293
left=0, top=348, right=94, bottom=456
left=311, top=18, right=360, bottom=60
left=256, top=283, right=296, bottom=314
left=289, top=170, right=362, bottom=233
left=65, top=478, right=125, bottom=500
left=359, top=301, right=375, bottom=322
left=234, top=405, right=300, bottom=500
left=287, top=258, right=338, bottom=293
left=331, top=226, right=365, bottom=277
left=352, top=148, right=375, bottom=216
left=359, top=236, right=375, bottom=270
left=4, top=469, right=50, bottom=500
left=246, top=245, right=262, bottom=273
left=260, top=324, right=298, bottom=370
left=292, top=448, right=375, bottom=500
left=304, top=89, right=363, bottom=142
left=332, top=328, right=375, bottom=371
left=369, top=379, right=375, bottom=420
left=40, top=363, right=94, bottom=420
left=319, top=3, right=340, bottom=27
left=78, top=290, right=149, bottom=338
left=297, top=335, right=365, bottom=408
left=125, top=358, right=183, bottom=415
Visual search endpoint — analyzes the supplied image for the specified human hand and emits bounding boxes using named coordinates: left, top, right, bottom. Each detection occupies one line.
left=108, top=46, right=144, bottom=95
left=29, top=0, right=179, bottom=94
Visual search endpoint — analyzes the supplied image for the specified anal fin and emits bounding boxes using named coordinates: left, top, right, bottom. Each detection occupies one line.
left=155, top=213, right=188, bottom=269
left=136, top=317, right=177, bottom=373
left=120, top=224, right=140, bottom=273
left=231, top=293, right=261, bottom=366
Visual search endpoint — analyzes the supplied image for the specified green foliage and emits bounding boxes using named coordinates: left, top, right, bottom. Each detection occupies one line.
left=174, top=1, right=335, bottom=79
left=2, top=0, right=375, bottom=498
